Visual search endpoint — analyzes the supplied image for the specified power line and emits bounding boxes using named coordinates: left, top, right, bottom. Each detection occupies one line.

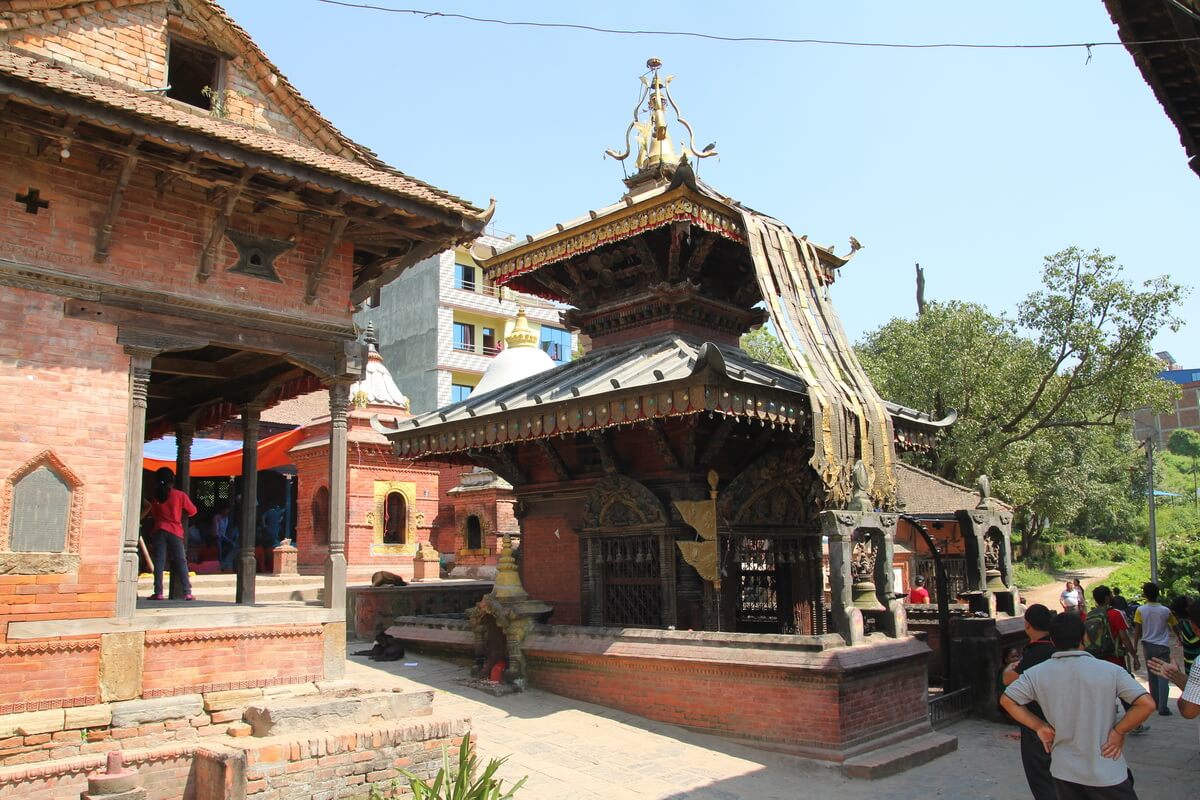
left=314, top=0, right=1200, bottom=51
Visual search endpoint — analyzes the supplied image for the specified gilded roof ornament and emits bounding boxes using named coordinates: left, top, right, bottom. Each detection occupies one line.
left=505, top=308, right=539, bottom=348
left=605, top=58, right=717, bottom=184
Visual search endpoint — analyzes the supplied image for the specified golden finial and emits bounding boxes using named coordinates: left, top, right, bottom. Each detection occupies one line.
left=506, top=308, right=539, bottom=348
left=605, top=58, right=717, bottom=181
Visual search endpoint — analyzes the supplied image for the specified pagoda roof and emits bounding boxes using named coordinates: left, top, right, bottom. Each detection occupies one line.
left=479, top=181, right=852, bottom=296
left=376, top=334, right=952, bottom=459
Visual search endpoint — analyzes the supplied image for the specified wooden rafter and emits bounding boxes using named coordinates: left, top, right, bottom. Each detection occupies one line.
left=535, top=439, right=571, bottom=481
left=306, top=213, right=350, bottom=303
left=94, top=139, right=142, bottom=262
left=588, top=431, right=619, bottom=475
left=647, top=419, right=680, bottom=469
left=198, top=167, right=258, bottom=282
left=687, top=234, right=717, bottom=275
left=666, top=221, right=687, bottom=282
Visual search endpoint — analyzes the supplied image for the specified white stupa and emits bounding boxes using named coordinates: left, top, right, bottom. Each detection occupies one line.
left=472, top=308, right=556, bottom=396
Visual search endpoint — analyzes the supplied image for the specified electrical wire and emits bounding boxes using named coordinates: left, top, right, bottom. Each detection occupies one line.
left=314, top=0, right=1200, bottom=51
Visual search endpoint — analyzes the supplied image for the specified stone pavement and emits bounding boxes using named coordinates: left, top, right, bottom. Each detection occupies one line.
left=346, top=646, right=1198, bottom=799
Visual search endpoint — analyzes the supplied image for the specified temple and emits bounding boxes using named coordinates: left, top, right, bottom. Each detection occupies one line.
left=382, top=59, right=971, bottom=768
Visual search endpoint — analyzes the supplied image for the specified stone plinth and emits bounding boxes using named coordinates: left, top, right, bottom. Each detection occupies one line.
left=346, top=580, right=492, bottom=640
left=242, top=689, right=433, bottom=737
left=271, top=541, right=298, bottom=575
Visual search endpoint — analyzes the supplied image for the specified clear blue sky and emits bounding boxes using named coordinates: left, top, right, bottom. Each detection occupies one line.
left=223, top=0, right=1200, bottom=364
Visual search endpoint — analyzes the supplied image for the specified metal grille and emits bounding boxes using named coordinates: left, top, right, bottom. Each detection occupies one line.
left=927, top=686, right=974, bottom=729
left=601, top=535, right=661, bottom=627
left=732, top=536, right=817, bottom=634
left=10, top=467, right=70, bottom=552
left=915, top=557, right=968, bottom=604
left=192, top=478, right=232, bottom=516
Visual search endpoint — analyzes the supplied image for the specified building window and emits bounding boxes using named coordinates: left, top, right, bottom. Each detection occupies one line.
left=453, top=322, right=475, bottom=353
left=10, top=466, right=71, bottom=553
left=383, top=491, right=406, bottom=544
left=451, top=384, right=473, bottom=403
left=166, top=39, right=223, bottom=110
left=466, top=515, right=483, bottom=550
left=455, top=263, right=477, bottom=291
left=482, top=327, right=498, bottom=355
left=311, top=486, right=330, bottom=545
left=539, top=326, right=572, bottom=363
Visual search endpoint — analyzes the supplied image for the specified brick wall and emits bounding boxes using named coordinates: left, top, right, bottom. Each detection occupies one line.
left=0, top=639, right=101, bottom=716
left=0, top=744, right=195, bottom=800
left=141, top=625, right=325, bottom=698
left=518, top=515, right=581, bottom=625
left=0, top=287, right=127, bottom=636
left=0, top=131, right=354, bottom=323
left=1, top=1, right=327, bottom=150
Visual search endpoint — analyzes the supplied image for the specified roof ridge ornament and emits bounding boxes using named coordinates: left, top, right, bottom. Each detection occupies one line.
left=505, top=307, right=539, bottom=348
left=605, top=58, right=717, bottom=187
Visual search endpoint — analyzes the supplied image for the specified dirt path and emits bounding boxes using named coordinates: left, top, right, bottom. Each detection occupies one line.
left=1020, top=564, right=1118, bottom=609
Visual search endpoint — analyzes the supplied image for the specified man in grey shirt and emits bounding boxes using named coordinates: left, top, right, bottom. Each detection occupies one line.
left=1001, top=612, right=1155, bottom=799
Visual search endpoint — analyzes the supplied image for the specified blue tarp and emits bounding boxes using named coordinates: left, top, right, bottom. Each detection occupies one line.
left=143, top=436, right=242, bottom=461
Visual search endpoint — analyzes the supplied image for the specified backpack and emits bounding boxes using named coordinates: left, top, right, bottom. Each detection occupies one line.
left=1084, top=607, right=1116, bottom=660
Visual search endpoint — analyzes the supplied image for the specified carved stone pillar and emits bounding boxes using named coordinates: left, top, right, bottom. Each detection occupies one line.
left=117, top=348, right=154, bottom=619
left=955, top=502, right=1019, bottom=616
left=170, top=422, right=194, bottom=600
left=236, top=404, right=262, bottom=605
left=820, top=511, right=864, bottom=646
left=324, top=381, right=351, bottom=610
left=820, top=509, right=906, bottom=643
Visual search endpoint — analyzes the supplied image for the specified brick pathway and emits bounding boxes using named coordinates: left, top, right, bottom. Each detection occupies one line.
left=347, top=647, right=1199, bottom=799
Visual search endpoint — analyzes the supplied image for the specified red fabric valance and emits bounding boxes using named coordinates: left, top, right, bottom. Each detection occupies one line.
left=142, top=428, right=305, bottom=477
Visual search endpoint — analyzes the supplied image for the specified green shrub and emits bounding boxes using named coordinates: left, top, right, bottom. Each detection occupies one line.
left=402, top=736, right=526, bottom=800
left=1105, top=555, right=1152, bottom=600
left=1160, top=536, right=1200, bottom=597
left=1013, top=563, right=1055, bottom=589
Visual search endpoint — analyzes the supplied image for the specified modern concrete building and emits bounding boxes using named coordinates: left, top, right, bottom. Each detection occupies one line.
left=358, top=234, right=577, bottom=413
left=1133, top=363, right=1200, bottom=448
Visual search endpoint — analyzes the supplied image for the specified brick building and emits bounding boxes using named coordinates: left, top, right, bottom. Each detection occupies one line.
left=1132, top=365, right=1200, bottom=448
left=0, top=0, right=485, bottom=778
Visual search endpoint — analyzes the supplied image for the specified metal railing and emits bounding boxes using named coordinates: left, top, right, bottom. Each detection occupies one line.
left=927, top=686, right=974, bottom=729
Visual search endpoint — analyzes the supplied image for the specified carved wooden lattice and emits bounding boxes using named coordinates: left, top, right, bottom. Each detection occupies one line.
left=728, top=535, right=822, bottom=634
left=600, top=535, right=661, bottom=627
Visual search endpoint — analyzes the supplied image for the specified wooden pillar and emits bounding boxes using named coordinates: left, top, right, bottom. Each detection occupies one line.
left=170, top=422, right=194, bottom=600
left=324, top=381, right=351, bottom=610
left=236, top=404, right=261, bottom=604
left=116, top=348, right=154, bottom=619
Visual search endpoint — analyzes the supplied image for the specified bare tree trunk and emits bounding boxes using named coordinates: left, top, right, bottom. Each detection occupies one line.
left=915, top=263, right=926, bottom=316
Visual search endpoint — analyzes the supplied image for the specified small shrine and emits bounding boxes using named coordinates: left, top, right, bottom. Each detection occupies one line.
left=380, top=60, right=959, bottom=767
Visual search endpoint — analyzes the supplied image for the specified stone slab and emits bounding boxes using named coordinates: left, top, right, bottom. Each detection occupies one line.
left=322, top=621, right=346, bottom=680
left=261, top=683, right=318, bottom=699
left=841, top=732, right=958, bottom=779
left=202, top=689, right=263, bottom=712
left=99, top=631, right=144, bottom=703
left=64, top=704, right=113, bottom=730
left=110, top=694, right=203, bottom=728
left=2, top=709, right=65, bottom=736
left=243, top=690, right=433, bottom=737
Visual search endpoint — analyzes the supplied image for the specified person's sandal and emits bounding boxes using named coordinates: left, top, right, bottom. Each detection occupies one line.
left=184, top=593, right=195, bottom=601
left=148, top=594, right=165, bottom=600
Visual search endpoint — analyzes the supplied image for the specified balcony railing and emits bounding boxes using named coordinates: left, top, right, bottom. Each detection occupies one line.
left=452, top=342, right=505, bottom=357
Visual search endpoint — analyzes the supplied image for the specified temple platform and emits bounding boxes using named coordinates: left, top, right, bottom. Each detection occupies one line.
left=387, top=616, right=947, bottom=768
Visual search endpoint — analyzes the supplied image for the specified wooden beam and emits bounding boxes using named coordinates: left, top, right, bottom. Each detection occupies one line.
left=535, top=439, right=571, bottom=481
left=151, top=356, right=231, bottom=379
left=198, top=167, right=258, bottom=282
left=306, top=214, right=350, bottom=303
left=687, top=233, right=717, bottom=275
left=94, top=143, right=141, bottom=262
left=666, top=221, right=687, bottom=282
left=588, top=431, right=619, bottom=475
left=699, top=417, right=733, bottom=466
left=647, top=420, right=680, bottom=469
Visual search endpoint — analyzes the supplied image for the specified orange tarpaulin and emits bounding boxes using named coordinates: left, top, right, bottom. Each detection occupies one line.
left=142, top=428, right=305, bottom=477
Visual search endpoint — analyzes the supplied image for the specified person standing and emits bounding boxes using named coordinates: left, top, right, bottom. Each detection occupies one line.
left=1148, top=598, right=1200, bottom=720
left=142, top=467, right=197, bottom=601
left=1133, top=582, right=1179, bottom=716
left=1002, top=613, right=1155, bottom=800
left=1061, top=581, right=1081, bottom=615
left=1002, top=604, right=1058, bottom=800
left=1087, top=585, right=1147, bottom=734
left=1169, top=595, right=1200, bottom=673
left=908, top=575, right=930, bottom=604
left=1074, top=579, right=1089, bottom=618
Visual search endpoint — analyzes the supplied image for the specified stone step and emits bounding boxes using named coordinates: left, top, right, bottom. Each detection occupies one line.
left=841, top=731, right=957, bottom=779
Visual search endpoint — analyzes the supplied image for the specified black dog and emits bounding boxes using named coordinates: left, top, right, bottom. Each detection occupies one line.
left=352, top=631, right=405, bottom=661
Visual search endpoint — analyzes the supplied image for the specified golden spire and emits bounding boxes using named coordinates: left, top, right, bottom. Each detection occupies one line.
left=605, top=58, right=717, bottom=181
left=506, top=307, right=539, bottom=348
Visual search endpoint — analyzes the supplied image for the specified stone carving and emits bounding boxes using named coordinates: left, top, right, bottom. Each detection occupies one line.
left=850, top=530, right=878, bottom=582
left=583, top=473, right=668, bottom=529
left=226, top=229, right=292, bottom=282
left=983, top=529, right=1002, bottom=572
left=847, top=460, right=873, bottom=512
left=0, top=449, right=84, bottom=566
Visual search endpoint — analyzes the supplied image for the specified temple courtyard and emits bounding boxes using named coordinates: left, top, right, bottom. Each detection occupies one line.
left=347, top=647, right=1199, bottom=799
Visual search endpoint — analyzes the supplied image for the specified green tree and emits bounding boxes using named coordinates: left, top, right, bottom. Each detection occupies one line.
left=858, top=247, right=1186, bottom=557
left=740, top=325, right=791, bottom=369
left=1167, top=429, right=1200, bottom=508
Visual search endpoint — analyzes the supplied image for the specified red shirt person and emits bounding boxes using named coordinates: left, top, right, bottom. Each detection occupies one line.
left=141, top=467, right=197, bottom=601
left=908, top=575, right=930, bottom=604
